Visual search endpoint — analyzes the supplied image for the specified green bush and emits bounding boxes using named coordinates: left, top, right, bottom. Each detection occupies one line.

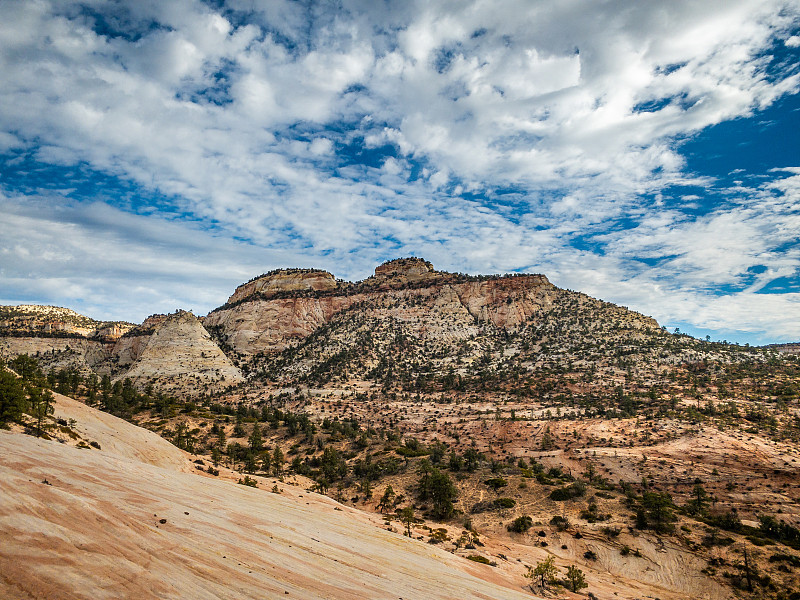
left=484, top=477, right=508, bottom=491
left=493, top=497, right=516, bottom=509
left=549, top=481, right=586, bottom=501
left=508, top=515, right=533, bottom=533
left=466, top=555, right=496, bottom=566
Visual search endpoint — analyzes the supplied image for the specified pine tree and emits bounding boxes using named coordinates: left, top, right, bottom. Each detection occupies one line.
left=400, top=506, right=415, bottom=536
left=28, top=386, right=54, bottom=438
left=565, top=565, right=587, bottom=592
left=248, top=424, right=263, bottom=452
left=377, top=485, right=395, bottom=513
left=272, top=447, right=284, bottom=476
left=0, top=370, right=26, bottom=425
left=428, top=468, right=457, bottom=520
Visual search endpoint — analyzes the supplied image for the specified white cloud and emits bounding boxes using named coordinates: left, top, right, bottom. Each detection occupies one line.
left=0, top=0, right=798, bottom=342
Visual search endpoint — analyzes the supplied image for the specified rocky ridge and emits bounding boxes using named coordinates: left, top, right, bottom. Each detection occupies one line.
left=0, top=304, right=133, bottom=341
left=205, top=258, right=561, bottom=356
left=0, top=258, right=709, bottom=397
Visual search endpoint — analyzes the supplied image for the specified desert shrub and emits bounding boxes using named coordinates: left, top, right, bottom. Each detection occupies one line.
left=237, top=475, right=258, bottom=487
left=493, top=497, right=516, bottom=509
left=466, top=555, right=496, bottom=566
left=470, top=501, right=494, bottom=514
left=484, top=477, right=508, bottom=491
left=550, top=481, right=586, bottom=501
left=508, top=515, right=533, bottom=533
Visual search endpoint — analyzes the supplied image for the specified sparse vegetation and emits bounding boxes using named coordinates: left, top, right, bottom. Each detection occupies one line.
left=3, top=264, right=800, bottom=600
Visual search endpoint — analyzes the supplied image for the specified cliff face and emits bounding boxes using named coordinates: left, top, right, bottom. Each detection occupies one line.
left=227, top=269, right=338, bottom=305
left=111, top=314, right=170, bottom=368
left=122, top=310, right=243, bottom=394
left=205, top=259, right=557, bottom=355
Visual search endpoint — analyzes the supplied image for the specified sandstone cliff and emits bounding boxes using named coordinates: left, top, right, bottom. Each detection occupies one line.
left=227, top=268, right=339, bottom=305
left=205, top=258, right=558, bottom=355
left=122, top=310, right=244, bottom=395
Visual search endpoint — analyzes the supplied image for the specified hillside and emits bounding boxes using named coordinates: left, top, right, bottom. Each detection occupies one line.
left=0, top=304, right=134, bottom=340
left=2, top=258, right=800, bottom=599
left=0, top=390, right=543, bottom=600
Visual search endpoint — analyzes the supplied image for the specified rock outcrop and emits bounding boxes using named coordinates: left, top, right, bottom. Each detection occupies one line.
left=122, top=310, right=243, bottom=394
left=0, top=304, right=133, bottom=341
left=227, top=268, right=337, bottom=305
left=364, top=257, right=443, bottom=288
left=111, top=314, right=171, bottom=368
left=205, top=260, right=558, bottom=355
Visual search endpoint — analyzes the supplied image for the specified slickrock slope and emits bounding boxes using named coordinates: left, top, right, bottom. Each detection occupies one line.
left=122, top=310, right=244, bottom=394
left=0, top=395, right=540, bottom=600
left=50, top=391, right=191, bottom=471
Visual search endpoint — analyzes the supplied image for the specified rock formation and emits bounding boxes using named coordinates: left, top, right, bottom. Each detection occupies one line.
left=0, top=304, right=133, bottom=340
left=204, top=258, right=565, bottom=355
left=122, top=310, right=243, bottom=394
left=227, top=268, right=338, bottom=305
left=1, top=258, right=663, bottom=394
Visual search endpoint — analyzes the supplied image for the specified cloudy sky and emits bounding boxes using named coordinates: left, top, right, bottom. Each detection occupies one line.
left=1, top=0, right=799, bottom=344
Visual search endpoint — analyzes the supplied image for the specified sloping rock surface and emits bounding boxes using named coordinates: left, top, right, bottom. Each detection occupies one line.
left=0, top=395, right=539, bottom=600
left=122, top=310, right=244, bottom=393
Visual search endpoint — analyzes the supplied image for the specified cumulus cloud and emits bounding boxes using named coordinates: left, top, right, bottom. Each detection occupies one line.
left=0, top=0, right=798, bottom=342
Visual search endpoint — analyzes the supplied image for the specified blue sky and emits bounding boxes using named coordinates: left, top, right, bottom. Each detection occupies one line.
left=0, top=0, right=799, bottom=345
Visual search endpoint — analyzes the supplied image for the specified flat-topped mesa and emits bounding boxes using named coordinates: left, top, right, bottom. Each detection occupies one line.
left=0, top=304, right=134, bottom=341
left=227, top=268, right=337, bottom=305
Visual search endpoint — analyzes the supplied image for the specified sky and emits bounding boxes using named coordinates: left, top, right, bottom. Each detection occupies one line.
left=0, top=0, right=799, bottom=345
